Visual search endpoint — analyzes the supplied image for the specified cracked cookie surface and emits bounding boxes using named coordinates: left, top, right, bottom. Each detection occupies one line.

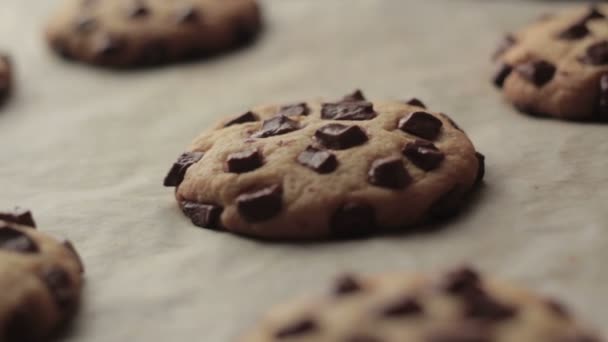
left=45, top=0, right=262, bottom=68
left=0, top=208, right=84, bottom=342
left=493, top=4, right=608, bottom=121
left=240, top=267, right=602, bottom=342
left=164, top=91, right=483, bottom=240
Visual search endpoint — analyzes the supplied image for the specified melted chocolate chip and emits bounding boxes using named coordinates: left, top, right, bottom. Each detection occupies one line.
left=128, top=2, right=150, bottom=18
left=275, top=318, right=318, bottom=339
left=163, top=151, right=205, bottom=187
left=0, top=208, right=36, bottom=228
left=368, top=157, right=412, bottom=189
left=236, top=185, right=282, bottom=222
left=253, top=115, right=301, bottom=138
left=321, top=102, right=377, bottom=120
left=279, top=103, right=310, bottom=117
left=225, top=111, right=259, bottom=127
left=297, top=146, right=338, bottom=174
left=441, top=267, right=481, bottom=295
left=475, top=152, right=485, bottom=184
left=182, top=201, right=223, bottom=230
left=226, top=149, right=263, bottom=173
left=315, top=124, right=368, bottom=150
left=0, top=227, right=38, bottom=253
left=74, top=16, right=97, bottom=33
left=598, top=74, right=608, bottom=121
left=516, top=60, right=556, bottom=87
left=333, top=275, right=362, bottom=295
left=406, top=98, right=426, bottom=108
left=176, top=6, right=200, bottom=24
left=62, top=240, right=85, bottom=273
left=558, top=22, right=589, bottom=40
left=403, top=140, right=445, bottom=171
left=398, top=111, right=443, bottom=140
left=493, top=63, right=512, bottom=88
left=330, top=202, right=376, bottom=238
left=493, top=34, right=516, bottom=60
left=582, top=40, right=608, bottom=65
left=40, top=266, right=74, bottom=310
left=341, top=89, right=366, bottom=102
left=381, top=297, right=423, bottom=317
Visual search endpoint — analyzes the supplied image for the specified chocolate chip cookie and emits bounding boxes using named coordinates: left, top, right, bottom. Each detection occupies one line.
left=163, top=90, right=484, bottom=240
left=493, top=4, right=608, bottom=121
left=0, top=208, right=84, bottom=342
left=240, top=267, right=602, bottom=342
left=45, top=0, right=262, bottom=67
left=0, top=55, right=12, bottom=103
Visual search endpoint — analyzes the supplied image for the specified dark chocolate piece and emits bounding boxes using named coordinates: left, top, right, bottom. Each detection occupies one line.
left=225, top=111, right=259, bottom=127
left=163, top=151, right=205, bottom=187
left=0, top=227, right=38, bottom=253
left=493, top=63, right=512, bottom=88
left=406, top=98, right=426, bottom=109
left=226, top=149, right=263, bottom=173
left=398, top=112, right=443, bottom=140
left=368, top=157, right=412, bottom=189
left=253, top=115, right=301, bottom=138
left=279, top=103, right=310, bottom=117
left=236, top=185, right=283, bottom=222
left=516, top=60, right=556, bottom=87
left=381, top=297, right=423, bottom=317
left=315, top=124, right=368, bottom=150
left=581, top=41, right=608, bottom=65
left=0, top=208, right=36, bottom=228
left=182, top=202, right=223, bottom=230
left=330, top=202, right=376, bottom=238
left=297, top=146, right=338, bottom=174
left=321, top=102, right=377, bottom=121
left=403, top=140, right=445, bottom=171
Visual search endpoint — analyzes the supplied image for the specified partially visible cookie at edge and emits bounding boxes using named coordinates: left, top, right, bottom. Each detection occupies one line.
left=240, top=266, right=603, bottom=342
left=0, top=55, right=12, bottom=104
left=163, top=90, right=484, bottom=240
left=493, top=4, right=608, bottom=121
left=45, top=0, right=262, bottom=68
left=0, top=208, right=84, bottom=342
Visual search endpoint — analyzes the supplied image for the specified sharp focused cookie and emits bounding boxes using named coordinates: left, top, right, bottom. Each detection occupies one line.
left=45, top=0, right=262, bottom=68
left=0, top=55, right=12, bottom=103
left=493, top=4, right=608, bottom=121
left=240, top=267, right=602, bottom=342
left=163, top=90, right=484, bottom=240
left=0, top=208, right=84, bottom=342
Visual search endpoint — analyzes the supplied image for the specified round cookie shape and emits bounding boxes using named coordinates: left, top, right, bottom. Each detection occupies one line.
left=164, top=91, right=483, bottom=240
left=240, top=267, right=603, bottom=342
left=45, top=0, right=262, bottom=68
left=0, top=208, right=84, bottom=342
left=493, top=4, right=608, bottom=121
left=0, top=55, right=12, bottom=104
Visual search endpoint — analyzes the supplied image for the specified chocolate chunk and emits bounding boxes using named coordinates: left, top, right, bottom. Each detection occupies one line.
left=253, top=115, right=301, bottom=138
left=598, top=74, right=608, bottom=121
left=516, top=60, right=556, bottom=87
left=182, top=201, right=223, bottom=230
left=330, top=202, right=376, bottom=238
left=581, top=6, right=605, bottom=22
left=333, top=275, right=362, bottom=296
left=40, top=266, right=74, bottom=310
left=341, top=89, right=366, bottom=102
left=321, top=102, right=377, bottom=121
left=558, top=22, right=589, bottom=40
left=315, top=124, right=368, bottom=150
left=493, top=63, right=512, bottom=88
left=275, top=318, right=318, bottom=339
left=74, top=16, right=97, bottom=33
left=163, top=151, right=205, bottom=187
left=224, top=111, right=258, bottom=127
left=0, top=227, right=38, bottom=253
left=475, top=152, right=485, bottom=184
left=226, top=149, right=263, bottom=173
left=381, top=297, right=423, bottom=317
left=237, top=185, right=282, bottom=222
left=62, top=240, right=85, bottom=274
left=94, top=35, right=125, bottom=57
left=128, top=2, right=150, bottom=18
left=406, top=98, right=426, bottom=109
left=297, top=146, right=338, bottom=174
left=493, top=34, right=516, bottom=60
left=398, top=111, right=443, bottom=140
left=465, top=293, right=517, bottom=321
left=440, top=113, right=463, bottom=132
left=279, top=103, right=310, bottom=117
left=176, top=6, right=200, bottom=24
left=429, top=186, right=465, bottom=219
left=0, top=208, right=36, bottom=228
left=346, top=336, right=382, bottom=342
left=427, top=324, right=491, bottom=342
left=368, top=157, right=411, bottom=189
left=581, top=41, right=608, bottom=65
left=441, top=267, right=481, bottom=295
left=5, top=308, right=37, bottom=342
left=403, top=140, right=445, bottom=171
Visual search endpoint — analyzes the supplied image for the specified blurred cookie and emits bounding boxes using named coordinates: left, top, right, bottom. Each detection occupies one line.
left=0, top=55, right=12, bottom=103
left=46, top=0, right=262, bottom=67
left=163, top=90, right=484, bottom=240
left=241, top=266, right=602, bottom=342
left=493, top=4, right=608, bottom=121
left=0, top=208, right=84, bottom=341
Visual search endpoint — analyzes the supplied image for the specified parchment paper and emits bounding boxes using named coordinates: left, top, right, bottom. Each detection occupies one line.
left=1, top=1, right=607, bottom=341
